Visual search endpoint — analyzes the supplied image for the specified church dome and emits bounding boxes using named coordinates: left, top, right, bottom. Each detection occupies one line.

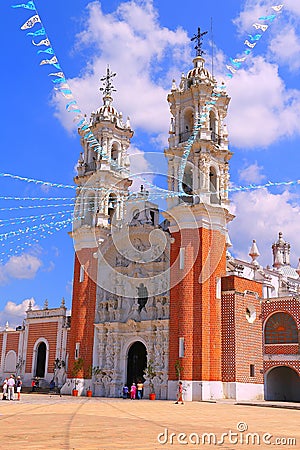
left=97, top=103, right=118, bottom=116
left=186, top=56, right=215, bottom=84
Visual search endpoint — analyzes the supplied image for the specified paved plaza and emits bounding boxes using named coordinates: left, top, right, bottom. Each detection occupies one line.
left=0, top=395, right=299, bottom=449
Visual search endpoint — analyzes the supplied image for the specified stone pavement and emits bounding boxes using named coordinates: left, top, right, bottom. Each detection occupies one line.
left=0, top=394, right=298, bottom=450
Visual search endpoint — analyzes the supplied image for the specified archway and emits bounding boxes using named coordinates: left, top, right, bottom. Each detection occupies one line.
left=265, top=366, right=300, bottom=402
left=35, top=342, right=47, bottom=378
left=127, top=341, right=147, bottom=387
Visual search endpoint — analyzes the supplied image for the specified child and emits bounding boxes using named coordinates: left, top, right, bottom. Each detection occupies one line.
left=2, top=378, right=8, bottom=400
left=130, top=383, right=136, bottom=400
left=122, top=384, right=129, bottom=399
left=175, top=381, right=184, bottom=404
left=16, top=376, right=22, bottom=401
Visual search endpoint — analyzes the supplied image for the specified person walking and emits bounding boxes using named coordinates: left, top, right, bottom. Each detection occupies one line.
left=7, top=375, right=15, bottom=401
left=2, top=378, right=8, bottom=400
left=16, top=376, right=22, bottom=401
left=137, top=380, right=144, bottom=400
left=175, top=381, right=184, bottom=404
left=130, top=382, right=136, bottom=400
left=122, top=384, right=129, bottom=399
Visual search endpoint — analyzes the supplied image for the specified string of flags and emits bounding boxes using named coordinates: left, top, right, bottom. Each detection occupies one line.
left=225, top=4, right=284, bottom=78
left=11, top=0, right=104, bottom=158
left=7, top=0, right=292, bottom=264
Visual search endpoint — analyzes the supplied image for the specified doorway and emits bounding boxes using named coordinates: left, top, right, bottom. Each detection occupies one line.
left=265, top=366, right=300, bottom=402
left=127, top=341, right=147, bottom=387
left=35, top=342, right=47, bottom=378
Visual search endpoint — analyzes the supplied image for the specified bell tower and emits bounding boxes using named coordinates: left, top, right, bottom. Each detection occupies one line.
left=67, top=67, right=133, bottom=392
left=165, top=29, right=234, bottom=401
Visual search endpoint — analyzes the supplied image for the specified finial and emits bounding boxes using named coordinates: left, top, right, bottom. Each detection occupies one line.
left=44, top=299, right=49, bottom=310
left=61, top=297, right=65, bottom=308
left=249, top=239, right=260, bottom=266
left=100, top=65, right=117, bottom=100
left=191, top=26, right=208, bottom=57
left=5, top=321, right=9, bottom=330
left=28, top=300, right=32, bottom=311
left=171, top=79, right=177, bottom=91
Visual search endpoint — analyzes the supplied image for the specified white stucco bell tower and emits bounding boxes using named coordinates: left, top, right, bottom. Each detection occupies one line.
left=74, top=66, right=134, bottom=231
left=165, top=51, right=232, bottom=208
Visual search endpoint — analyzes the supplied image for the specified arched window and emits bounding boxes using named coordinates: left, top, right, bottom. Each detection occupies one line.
left=209, top=166, right=220, bottom=204
left=111, top=142, right=119, bottom=162
left=180, top=108, right=194, bottom=143
left=4, top=350, right=16, bottom=373
left=137, top=283, right=148, bottom=312
left=85, top=195, right=95, bottom=226
left=182, top=166, right=193, bottom=196
left=209, top=110, right=216, bottom=132
left=108, top=193, right=117, bottom=224
left=265, top=312, right=298, bottom=344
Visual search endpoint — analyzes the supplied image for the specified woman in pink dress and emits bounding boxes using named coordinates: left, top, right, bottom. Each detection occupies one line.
left=130, top=383, right=137, bottom=400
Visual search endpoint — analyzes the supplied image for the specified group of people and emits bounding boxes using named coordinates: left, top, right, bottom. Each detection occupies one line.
left=122, top=381, right=144, bottom=399
left=2, top=374, right=22, bottom=401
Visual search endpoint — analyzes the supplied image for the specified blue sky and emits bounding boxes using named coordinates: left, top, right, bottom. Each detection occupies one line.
left=1, top=0, right=300, bottom=327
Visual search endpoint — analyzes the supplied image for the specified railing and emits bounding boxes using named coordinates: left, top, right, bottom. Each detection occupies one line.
left=179, top=130, right=193, bottom=143
left=211, top=131, right=221, bottom=145
left=84, top=160, right=96, bottom=172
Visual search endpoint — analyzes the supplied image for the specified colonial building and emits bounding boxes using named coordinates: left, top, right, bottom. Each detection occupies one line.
left=1, top=45, right=300, bottom=402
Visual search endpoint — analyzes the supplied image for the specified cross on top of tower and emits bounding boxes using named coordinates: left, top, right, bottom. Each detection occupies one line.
left=191, top=27, right=208, bottom=57
left=100, top=65, right=117, bottom=98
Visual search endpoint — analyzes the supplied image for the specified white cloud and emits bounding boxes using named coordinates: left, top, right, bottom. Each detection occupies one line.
left=128, top=145, right=156, bottom=192
left=269, top=26, right=300, bottom=71
left=284, top=0, right=300, bottom=16
left=0, top=253, right=42, bottom=285
left=238, top=161, right=265, bottom=183
left=229, top=188, right=300, bottom=267
left=52, top=0, right=190, bottom=141
left=0, top=298, right=39, bottom=329
left=226, top=57, right=300, bottom=148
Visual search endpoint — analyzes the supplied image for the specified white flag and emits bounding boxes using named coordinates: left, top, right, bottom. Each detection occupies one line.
left=21, top=14, right=41, bottom=30
left=244, top=40, right=257, bottom=48
left=253, top=23, right=269, bottom=32
left=40, top=56, right=58, bottom=66
left=32, top=38, right=50, bottom=47
left=271, top=4, right=284, bottom=12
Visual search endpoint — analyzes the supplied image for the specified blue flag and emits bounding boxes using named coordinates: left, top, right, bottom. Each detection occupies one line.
left=27, top=27, right=46, bottom=37
left=12, top=1, right=36, bottom=10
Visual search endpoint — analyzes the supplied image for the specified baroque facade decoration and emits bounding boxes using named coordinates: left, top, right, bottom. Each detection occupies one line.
left=0, top=52, right=300, bottom=402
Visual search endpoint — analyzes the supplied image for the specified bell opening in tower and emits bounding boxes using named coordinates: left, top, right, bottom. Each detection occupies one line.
left=108, top=193, right=117, bottom=224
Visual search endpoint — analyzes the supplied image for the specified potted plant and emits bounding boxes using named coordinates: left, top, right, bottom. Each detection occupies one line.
left=175, top=359, right=183, bottom=381
left=86, top=365, right=93, bottom=397
left=144, top=359, right=157, bottom=400
left=71, top=357, right=84, bottom=396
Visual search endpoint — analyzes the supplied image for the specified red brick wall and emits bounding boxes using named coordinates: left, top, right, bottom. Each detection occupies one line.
left=68, top=248, right=97, bottom=378
left=264, top=360, right=300, bottom=376
left=221, top=292, right=235, bottom=382
left=25, top=322, right=58, bottom=374
left=265, top=344, right=299, bottom=354
left=6, top=332, right=20, bottom=354
left=235, top=291, right=263, bottom=384
left=221, top=276, right=263, bottom=384
left=168, top=227, right=226, bottom=381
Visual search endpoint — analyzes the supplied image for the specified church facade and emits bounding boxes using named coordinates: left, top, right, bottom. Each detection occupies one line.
left=0, top=52, right=300, bottom=402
